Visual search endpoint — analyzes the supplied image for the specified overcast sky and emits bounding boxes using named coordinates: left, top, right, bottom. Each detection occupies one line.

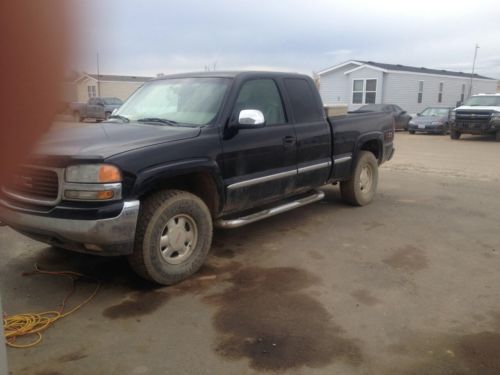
left=72, top=0, right=500, bottom=79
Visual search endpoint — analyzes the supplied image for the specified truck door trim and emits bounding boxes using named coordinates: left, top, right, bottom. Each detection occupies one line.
left=297, top=161, right=331, bottom=174
left=334, top=155, right=352, bottom=164
left=227, top=169, right=297, bottom=190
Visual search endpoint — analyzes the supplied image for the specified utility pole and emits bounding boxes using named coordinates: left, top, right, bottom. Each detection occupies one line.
left=468, top=44, right=479, bottom=98
left=96, top=52, right=101, bottom=97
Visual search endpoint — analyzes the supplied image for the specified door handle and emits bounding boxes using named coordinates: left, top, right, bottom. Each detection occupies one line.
left=282, top=136, right=296, bottom=146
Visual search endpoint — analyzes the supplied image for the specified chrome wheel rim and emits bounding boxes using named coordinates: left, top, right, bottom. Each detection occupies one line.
left=159, top=214, right=198, bottom=265
left=359, top=165, right=373, bottom=194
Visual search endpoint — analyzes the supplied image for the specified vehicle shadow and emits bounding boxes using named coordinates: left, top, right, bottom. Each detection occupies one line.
left=459, top=134, right=498, bottom=142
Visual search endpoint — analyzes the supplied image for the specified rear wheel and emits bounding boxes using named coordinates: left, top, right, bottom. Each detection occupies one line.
left=128, top=190, right=213, bottom=285
left=450, top=129, right=461, bottom=140
left=340, top=151, right=378, bottom=206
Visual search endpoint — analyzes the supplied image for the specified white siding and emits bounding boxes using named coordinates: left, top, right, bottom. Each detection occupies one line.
left=383, top=73, right=497, bottom=114
left=318, top=63, right=358, bottom=105
left=346, top=67, right=384, bottom=110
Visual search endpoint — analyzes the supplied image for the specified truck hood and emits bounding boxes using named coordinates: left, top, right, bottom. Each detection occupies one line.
left=456, top=106, right=500, bottom=112
left=34, top=122, right=201, bottom=161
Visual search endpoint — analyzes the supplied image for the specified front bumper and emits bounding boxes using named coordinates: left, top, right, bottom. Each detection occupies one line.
left=0, top=200, right=140, bottom=256
left=409, top=124, right=446, bottom=133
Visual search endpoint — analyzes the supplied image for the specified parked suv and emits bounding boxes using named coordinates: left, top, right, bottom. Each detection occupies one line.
left=70, top=97, right=123, bottom=122
left=450, top=94, right=500, bottom=141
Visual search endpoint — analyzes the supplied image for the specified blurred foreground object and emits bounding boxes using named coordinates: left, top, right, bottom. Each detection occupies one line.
left=0, top=0, right=70, bottom=183
left=0, top=1, right=71, bottom=372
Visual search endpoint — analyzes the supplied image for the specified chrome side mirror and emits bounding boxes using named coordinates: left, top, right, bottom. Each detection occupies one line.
left=238, top=109, right=265, bottom=128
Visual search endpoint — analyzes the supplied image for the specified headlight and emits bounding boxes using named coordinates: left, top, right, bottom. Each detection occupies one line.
left=65, top=164, right=122, bottom=183
left=450, top=111, right=456, bottom=121
left=409, top=121, right=416, bottom=125
left=491, top=112, right=500, bottom=120
left=431, top=121, right=444, bottom=125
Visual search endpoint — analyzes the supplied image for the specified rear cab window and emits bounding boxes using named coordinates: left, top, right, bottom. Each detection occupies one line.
left=283, top=78, right=323, bottom=123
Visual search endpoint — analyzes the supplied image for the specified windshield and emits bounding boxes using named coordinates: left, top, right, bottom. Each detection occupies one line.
left=420, top=108, right=449, bottom=116
left=114, top=78, right=230, bottom=126
left=103, top=97, right=123, bottom=105
left=463, top=96, right=500, bottom=107
left=358, top=104, right=384, bottom=111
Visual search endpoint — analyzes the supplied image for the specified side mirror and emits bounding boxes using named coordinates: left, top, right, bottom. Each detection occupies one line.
left=237, top=109, right=265, bottom=128
left=416, top=113, right=421, bottom=117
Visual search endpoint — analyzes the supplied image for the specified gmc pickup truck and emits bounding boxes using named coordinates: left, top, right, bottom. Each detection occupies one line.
left=70, top=96, right=123, bottom=122
left=0, top=72, right=395, bottom=285
left=450, top=93, right=500, bottom=141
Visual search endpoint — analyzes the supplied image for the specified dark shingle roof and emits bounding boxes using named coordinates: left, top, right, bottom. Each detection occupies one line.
left=356, top=60, right=494, bottom=80
left=87, top=73, right=152, bottom=82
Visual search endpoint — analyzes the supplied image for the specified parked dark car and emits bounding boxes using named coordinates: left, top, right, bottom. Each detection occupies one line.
left=408, top=107, right=452, bottom=135
left=70, top=97, right=123, bottom=122
left=350, top=104, right=411, bottom=130
left=0, top=71, right=395, bottom=285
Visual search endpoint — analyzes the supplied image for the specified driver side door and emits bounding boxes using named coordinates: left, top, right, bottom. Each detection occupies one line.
left=221, top=78, right=297, bottom=214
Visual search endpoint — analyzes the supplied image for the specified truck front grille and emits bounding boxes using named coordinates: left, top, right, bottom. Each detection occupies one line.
left=455, top=111, right=492, bottom=130
left=3, top=166, right=60, bottom=204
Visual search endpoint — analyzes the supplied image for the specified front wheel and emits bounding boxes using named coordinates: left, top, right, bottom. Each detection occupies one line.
left=450, top=129, right=461, bottom=140
left=128, top=190, right=213, bottom=285
left=340, top=151, right=379, bottom=206
left=409, top=130, right=415, bottom=135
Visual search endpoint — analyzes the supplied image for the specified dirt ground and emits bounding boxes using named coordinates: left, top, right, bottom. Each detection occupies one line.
left=1, top=132, right=500, bottom=375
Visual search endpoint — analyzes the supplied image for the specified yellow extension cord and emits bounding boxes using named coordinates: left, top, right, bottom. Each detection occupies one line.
left=2, top=264, right=100, bottom=348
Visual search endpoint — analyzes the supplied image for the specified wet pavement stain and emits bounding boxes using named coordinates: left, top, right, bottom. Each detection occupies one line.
left=102, top=290, right=171, bottom=319
left=204, top=266, right=363, bottom=371
left=212, top=248, right=236, bottom=259
left=101, top=261, right=242, bottom=319
left=57, top=349, right=88, bottom=363
left=351, top=289, right=380, bottom=306
left=363, top=221, right=385, bottom=231
left=389, top=323, right=500, bottom=375
left=383, top=245, right=428, bottom=272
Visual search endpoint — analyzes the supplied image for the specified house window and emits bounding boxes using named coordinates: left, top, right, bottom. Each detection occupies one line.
left=87, top=85, right=96, bottom=98
left=461, top=83, right=466, bottom=102
left=365, top=79, right=377, bottom=104
left=352, top=80, right=364, bottom=104
left=417, top=81, right=424, bottom=103
left=438, top=82, right=443, bottom=103
left=352, top=79, right=377, bottom=104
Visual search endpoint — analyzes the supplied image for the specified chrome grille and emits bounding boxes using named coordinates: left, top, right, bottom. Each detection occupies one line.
left=3, top=166, right=61, bottom=205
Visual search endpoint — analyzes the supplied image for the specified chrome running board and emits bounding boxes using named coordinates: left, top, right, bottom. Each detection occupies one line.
left=215, top=190, right=325, bottom=229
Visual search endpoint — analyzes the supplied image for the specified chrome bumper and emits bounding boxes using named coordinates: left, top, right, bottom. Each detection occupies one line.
left=0, top=200, right=140, bottom=255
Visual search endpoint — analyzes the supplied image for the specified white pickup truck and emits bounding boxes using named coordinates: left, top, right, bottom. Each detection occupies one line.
left=450, top=93, right=500, bottom=141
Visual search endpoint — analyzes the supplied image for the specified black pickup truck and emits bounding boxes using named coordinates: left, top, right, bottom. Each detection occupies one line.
left=0, top=71, right=395, bottom=285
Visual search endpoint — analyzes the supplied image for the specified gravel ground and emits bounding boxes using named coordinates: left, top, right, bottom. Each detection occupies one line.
left=1, top=131, right=499, bottom=375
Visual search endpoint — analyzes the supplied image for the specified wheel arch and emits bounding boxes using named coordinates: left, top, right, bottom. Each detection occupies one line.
left=132, top=159, right=225, bottom=217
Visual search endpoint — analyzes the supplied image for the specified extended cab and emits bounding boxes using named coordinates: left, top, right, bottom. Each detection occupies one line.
left=450, top=94, right=500, bottom=141
left=0, top=72, right=395, bottom=285
left=70, top=96, right=123, bottom=122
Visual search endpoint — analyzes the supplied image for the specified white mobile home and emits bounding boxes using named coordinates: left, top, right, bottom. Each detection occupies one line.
left=317, top=60, right=497, bottom=113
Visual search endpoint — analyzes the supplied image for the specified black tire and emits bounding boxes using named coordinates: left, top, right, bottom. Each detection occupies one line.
left=450, top=129, right=461, bottom=140
left=340, top=151, right=378, bottom=206
left=128, top=190, right=213, bottom=285
left=496, top=131, right=500, bottom=142
left=105, top=112, right=111, bottom=120
left=409, top=130, right=415, bottom=134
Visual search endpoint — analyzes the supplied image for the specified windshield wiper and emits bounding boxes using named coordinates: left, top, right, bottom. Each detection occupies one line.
left=137, top=117, right=179, bottom=126
left=108, top=114, right=130, bottom=123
